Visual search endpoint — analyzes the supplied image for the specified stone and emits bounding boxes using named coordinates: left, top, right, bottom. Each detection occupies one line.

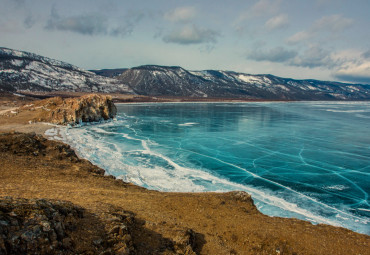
left=62, top=237, right=72, bottom=249
left=108, top=225, right=120, bottom=235
left=54, top=222, right=64, bottom=238
left=34, top=94, right=117, bottom=125
left=41, top=221, right=51, bottom=232
left=118, top=224, right=129, bottom=236
left=93, top=238, right=103, bottom=246
left=228, top=191, right=254, bottom=205
left=116, top=246, right=130, bottom=255
left=0, top=197, right=82, bottom=254
left=173, top=228, right=197, bottom=255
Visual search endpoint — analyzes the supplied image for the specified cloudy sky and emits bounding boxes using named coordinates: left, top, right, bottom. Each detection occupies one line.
left=1, top=0, right=369, bottom=84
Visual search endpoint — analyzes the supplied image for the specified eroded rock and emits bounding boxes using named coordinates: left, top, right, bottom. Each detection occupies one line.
left=0, top=197, right=83, bottom=255
left=26, top=94, right=117, bottom=125
left=0, top=132, right=79, bottom=161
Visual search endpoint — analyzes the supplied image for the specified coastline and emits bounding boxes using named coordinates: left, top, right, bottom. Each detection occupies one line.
left=1, top=95, right=369, bottom=254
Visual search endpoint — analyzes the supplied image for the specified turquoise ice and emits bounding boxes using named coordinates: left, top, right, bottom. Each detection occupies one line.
left=61, top=102, right=370, bottom=234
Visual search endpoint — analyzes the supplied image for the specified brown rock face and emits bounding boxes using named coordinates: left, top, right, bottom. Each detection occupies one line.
left=29, top=94, right=117, bottom=125
left=0, top=197, right=84, bottom=255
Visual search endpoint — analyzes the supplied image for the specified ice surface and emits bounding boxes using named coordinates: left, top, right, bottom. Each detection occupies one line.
left=60, top=102, right=370, bottom=235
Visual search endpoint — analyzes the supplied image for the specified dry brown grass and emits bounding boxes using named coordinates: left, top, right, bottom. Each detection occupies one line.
left=0, top=133, right=369, bottom=255
left=0, top=95, right=369, bottom=254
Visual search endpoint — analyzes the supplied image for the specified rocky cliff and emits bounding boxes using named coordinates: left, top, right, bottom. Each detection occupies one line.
left=23, top=94, right=117, bottom=125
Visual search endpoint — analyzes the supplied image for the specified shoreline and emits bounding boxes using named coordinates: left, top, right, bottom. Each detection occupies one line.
left=0, top=95, right=369, bottom=254
left=61, top=102, right=369, bottom=235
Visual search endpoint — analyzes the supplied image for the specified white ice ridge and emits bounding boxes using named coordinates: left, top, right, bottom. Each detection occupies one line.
left=177, top=145, right=367, bottom=224
left=178, top=122, right=199, bottom=126
left=56, top=105, right=370, bottom=235
left=58, top=122, right=370, bottom=232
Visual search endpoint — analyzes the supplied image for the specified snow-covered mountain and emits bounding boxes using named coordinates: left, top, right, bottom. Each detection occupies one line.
left=0, top=47, right=133, bottom=94
left=116, top=65, right=370, bottom=100
left=1, top=47, right=369, bottom=100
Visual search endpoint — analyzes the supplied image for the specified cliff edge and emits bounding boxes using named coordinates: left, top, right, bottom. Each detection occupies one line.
left=23, top=94, right=117, bottom=125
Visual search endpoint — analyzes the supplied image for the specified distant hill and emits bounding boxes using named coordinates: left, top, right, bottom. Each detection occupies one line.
left=1, top=47, right=369, bottom=100
left=115, top=65, right=370, bottom=100
left=89, top=68, right=128, bottom=78
left=0, top=47, right=133, bottom=94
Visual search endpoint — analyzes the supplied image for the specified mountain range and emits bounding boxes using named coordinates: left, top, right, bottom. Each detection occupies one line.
left=1, top=47, right=369, bottom=100
left=0, top=47, right=132, bottom=94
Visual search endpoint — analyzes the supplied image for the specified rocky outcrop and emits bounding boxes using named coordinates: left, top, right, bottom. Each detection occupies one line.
left=0, top=197, right=84, bottom=255
left=0, top=132, right=79, bottom=161
left=25, top=94, right=117, bottom=125
left=0, top=195, right=200, bottom=255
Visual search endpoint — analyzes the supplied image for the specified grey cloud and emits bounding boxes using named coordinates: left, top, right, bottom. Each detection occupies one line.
left=110, top=12, right=144, bottom=37
left=23, top=15, right=35, bottom=29
left=247, top=45, right=341, bottom=69
left=290, top=46, right=336, bottom=68
left=247, top=47, right=297, bottom=62
left=163, top=25, right=219, bottom=45
left=333, top=74, right=370, bottom=84
left=362, top=49, right=370, bottom=59
left=45, top=7, right=144, bottom=37
left=110, top=25, right=133, bottom=37
left=46, top=9, right=108, bottom=35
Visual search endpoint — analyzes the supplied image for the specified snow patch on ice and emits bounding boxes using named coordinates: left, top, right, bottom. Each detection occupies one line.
left=178, top=122, right=199, bottom=126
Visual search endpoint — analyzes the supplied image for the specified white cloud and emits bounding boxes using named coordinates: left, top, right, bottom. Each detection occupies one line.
left=265, top=14, right=288, bottom=30
left=250, top=0, right=282, bottom=17
left=334, top=61, right=370, bottom=83
left=163, top=24, right=219, bottom=45
left=313, top=14, right=353, bottom=32
left=332, top=49, right=370, bottom=83
left=286, top=31, right=311, bottom=44
left=164, top=6, right=196, bottom=23
left=247, top=46, right=297, bottom=62
left=286, top=14, right=353, bottom=44
left=234, top=0, right=282, bottom=27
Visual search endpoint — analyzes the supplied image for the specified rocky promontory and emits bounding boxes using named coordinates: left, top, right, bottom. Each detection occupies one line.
left=22, top=94, right=117, bottom=125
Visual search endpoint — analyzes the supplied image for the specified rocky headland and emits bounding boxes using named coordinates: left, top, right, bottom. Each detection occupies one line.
left=25, top=94, right=117, bottom=125
left=0, top=94, right=369, bottom=255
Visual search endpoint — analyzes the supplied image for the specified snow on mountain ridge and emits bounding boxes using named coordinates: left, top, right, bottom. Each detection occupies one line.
left=1, top=47, right=369, bottom=100
left=117, top=65, right=370, bottom=100
left=0, top=47, right=133, bottom=94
